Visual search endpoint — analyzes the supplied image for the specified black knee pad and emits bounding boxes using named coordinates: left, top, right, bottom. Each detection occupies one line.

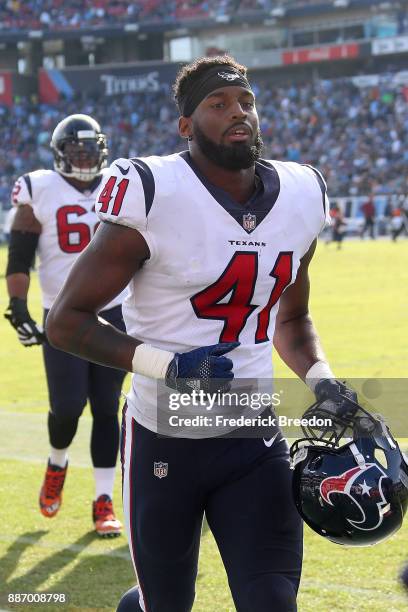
left=48, top=411, right=80, bottom=449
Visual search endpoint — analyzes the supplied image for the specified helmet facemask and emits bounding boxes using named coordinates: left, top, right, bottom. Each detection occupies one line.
left=297, top=398, right=381, bottom=450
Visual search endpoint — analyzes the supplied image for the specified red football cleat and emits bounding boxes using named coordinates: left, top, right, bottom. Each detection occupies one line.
left=39, top=460, right=68, bottom=518
left=93, top=494, right=122, bottom=538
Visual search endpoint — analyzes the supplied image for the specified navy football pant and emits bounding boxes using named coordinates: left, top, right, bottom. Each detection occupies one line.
left=42, top=305, right=126, bottom=467
left=120, top=409, right=302, bottom=611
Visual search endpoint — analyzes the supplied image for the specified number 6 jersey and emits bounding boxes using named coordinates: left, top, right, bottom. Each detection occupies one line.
left=96, top=152, right=330, bottom=431
left=12, top=169, right=125, bottom=310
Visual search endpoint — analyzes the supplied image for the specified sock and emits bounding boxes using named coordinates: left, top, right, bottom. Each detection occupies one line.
left=49, top=446, right=68, bottom=468
left=94, top=467, right=116, bottom=499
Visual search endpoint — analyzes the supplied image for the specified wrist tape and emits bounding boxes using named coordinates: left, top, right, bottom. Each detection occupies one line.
left=305, top=361, right=335, bottom=391
left=131, top=343, right=174, bottom=379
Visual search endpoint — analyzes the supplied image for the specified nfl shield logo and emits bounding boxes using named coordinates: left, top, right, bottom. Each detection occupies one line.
left=243, top=213, right=256, bottom=231
left=154, top=462, right=168, bottom=479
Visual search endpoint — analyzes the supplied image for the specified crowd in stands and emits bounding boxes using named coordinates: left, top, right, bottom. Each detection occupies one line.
left=0, top=75, right=407, bottom=207
left=0, top=1, right=333, bottom=31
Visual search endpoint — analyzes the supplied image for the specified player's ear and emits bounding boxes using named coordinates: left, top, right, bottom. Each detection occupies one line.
left=179, top=116, right=192, bottom=140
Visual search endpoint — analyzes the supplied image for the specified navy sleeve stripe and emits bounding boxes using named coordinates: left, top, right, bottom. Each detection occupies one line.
left=23, top=174, right=32, bottom=199
left=302, top=164, right=326, bottom=215
left=130, top=158, right=155, bottom=217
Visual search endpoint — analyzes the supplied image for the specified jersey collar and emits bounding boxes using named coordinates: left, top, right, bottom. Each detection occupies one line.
left=179, top=151, right=280, bottom=234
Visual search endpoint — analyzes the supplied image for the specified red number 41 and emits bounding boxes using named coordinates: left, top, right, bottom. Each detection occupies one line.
left=98, top=176, right=129, bottom=216
left=191, top=251, right=293, bottom=343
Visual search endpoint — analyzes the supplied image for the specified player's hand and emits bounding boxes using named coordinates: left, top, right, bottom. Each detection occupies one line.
left=314, top=379, right=358, bottom=420
left=302, top=379, right=378, bottom=443
left=4, top=297, right=46, bottom=347
left=165, top=342, right=239, bottom=394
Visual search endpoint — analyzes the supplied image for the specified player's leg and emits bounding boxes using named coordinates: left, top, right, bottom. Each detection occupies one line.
left=206, top=439, right=302, bottom=612
left=116, top=586, right=143, bottom=612
left=121, top=408, right=204, bottom=612
left=369, top=217, right=375, bottom=239
left=88, top=305, right=126, bottom=536
left=40, top=322, right=88, bottom=517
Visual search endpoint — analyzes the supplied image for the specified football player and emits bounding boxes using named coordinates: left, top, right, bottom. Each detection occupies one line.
left=4, top=114, right=126, bottom=537
left=46, top=58, right=355, bottom=610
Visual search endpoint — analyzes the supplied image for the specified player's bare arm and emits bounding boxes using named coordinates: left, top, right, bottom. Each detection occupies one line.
left=273, top=237, right=359, bottom=433
left=273, top=238, right=327, bottom=380
left=46, top=221, right=149, bottom=371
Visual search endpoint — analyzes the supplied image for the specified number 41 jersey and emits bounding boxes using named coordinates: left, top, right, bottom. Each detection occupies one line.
left=96, top=152, right=330, bottom=431
left=12, top=168, right=125, bottom=310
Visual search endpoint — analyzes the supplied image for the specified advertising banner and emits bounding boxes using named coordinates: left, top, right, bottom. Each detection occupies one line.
left=39, top=62, right=180, bottom=102
left=372, top=36, right=408, bottom=56
left=283, top=43, right=360, bottom=65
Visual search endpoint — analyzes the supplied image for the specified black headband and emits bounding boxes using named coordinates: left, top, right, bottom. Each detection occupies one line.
left=178, top=66, right=252, bottom=117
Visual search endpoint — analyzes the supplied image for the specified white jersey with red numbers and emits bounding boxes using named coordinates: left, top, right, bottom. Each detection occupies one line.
left=96, top=152, right=330, bottom=432
left=12, top=168, right=126, bottom=310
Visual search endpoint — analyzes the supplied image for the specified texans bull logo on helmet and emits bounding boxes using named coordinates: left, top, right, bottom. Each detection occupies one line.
left=320, top=463, right=388, bottom=531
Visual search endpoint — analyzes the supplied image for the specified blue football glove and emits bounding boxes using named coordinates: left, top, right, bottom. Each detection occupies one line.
left=165, top=342, right=239, bottom=394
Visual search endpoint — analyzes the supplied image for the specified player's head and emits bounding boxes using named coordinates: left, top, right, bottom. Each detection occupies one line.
left=50, top=114, right=108, bottom=182
left=174, top=55, right=263, bottom=170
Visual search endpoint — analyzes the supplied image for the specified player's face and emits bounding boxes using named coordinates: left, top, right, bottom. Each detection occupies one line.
left=192, top=86, right=263, bottom=170
left=64, top=141, right=101, bottom=170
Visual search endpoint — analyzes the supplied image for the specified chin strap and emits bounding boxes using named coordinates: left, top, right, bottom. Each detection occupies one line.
left=349, top=442, right=366, bottom=467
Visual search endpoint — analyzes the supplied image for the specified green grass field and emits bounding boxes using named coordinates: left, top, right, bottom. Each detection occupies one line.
left=1, top=239, right=408, bottom=611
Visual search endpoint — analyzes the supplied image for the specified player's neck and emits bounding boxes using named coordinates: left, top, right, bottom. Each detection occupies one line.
left=62, top=175, right=100, bottom=192
left=189, top=149, right=256, bottom=205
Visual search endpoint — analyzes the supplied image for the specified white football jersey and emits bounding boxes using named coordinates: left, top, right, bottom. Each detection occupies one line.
left=96, top=152, right=330, bottom=432
left=12, top=168, right=126, bottom=310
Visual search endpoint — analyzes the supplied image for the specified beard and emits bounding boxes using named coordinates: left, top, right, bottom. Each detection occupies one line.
left=193, top=123, right=263, bottom=170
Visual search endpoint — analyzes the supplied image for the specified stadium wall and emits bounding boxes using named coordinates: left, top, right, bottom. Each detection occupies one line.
left=0, top=70, right=36, bottom=105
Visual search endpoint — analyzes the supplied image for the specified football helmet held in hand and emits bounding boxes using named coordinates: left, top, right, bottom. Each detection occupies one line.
left=290, top=399, right=408, bottom=546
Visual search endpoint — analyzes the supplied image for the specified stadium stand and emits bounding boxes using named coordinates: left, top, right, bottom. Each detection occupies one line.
left=0, top=0, right=277, bottom=30
left=3, top=0, right=404, bottom=34
left=1, top=74, right=407, bottom=208
left=0, top=0, right=345, bottom=31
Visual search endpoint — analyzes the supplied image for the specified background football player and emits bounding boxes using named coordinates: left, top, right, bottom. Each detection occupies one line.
left=4, top=114, right=127, bottom=537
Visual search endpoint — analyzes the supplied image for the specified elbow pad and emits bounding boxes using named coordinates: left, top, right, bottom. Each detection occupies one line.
left=6, top=229, right=39, bottom=276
